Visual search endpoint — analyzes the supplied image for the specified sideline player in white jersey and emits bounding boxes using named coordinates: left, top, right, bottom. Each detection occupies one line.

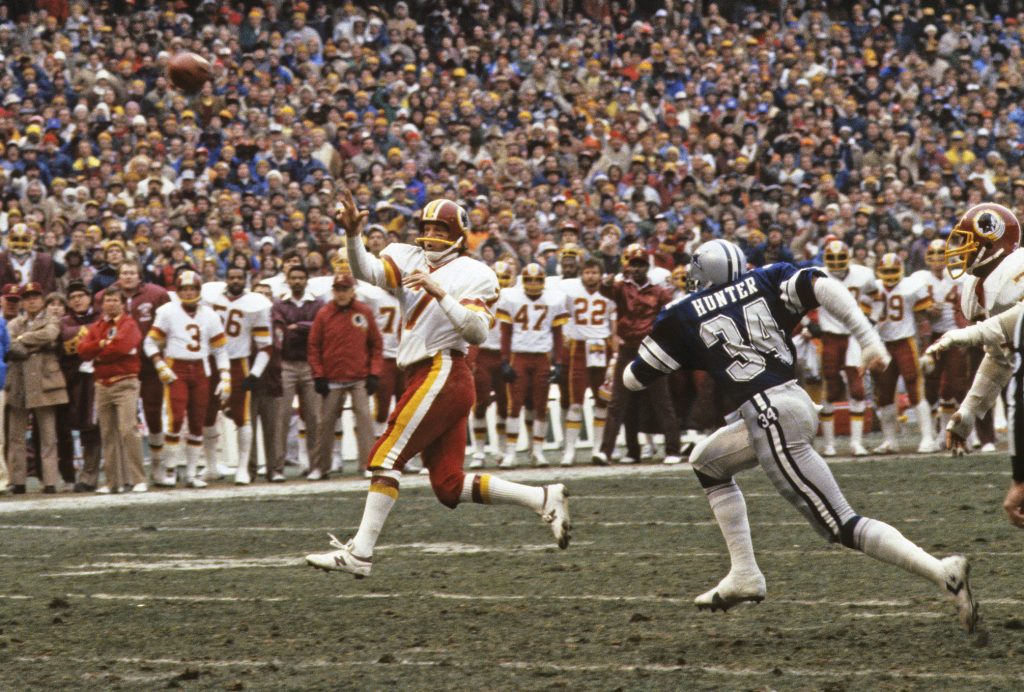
left=925, top=203, right=1024, bottom=525
left=469, top=260, right=515, bottom=468
left=817, top=240, right=878, bottom=456
left=305, top=191, right=571, bottom=577
left=495, top=263, right=568, bottom=468
left=200, top=266, right=273, bottom=484
left=143, top=270, right=230, bottom=488
left=911, top=240, right=968, bottom=442
left=558, top=255, right=613, bottom=465
left=871, top=253, right=938, bottom=453
left=623, top=239, right=976, bottom=633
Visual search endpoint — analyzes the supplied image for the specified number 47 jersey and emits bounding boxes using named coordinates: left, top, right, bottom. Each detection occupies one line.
left=630, top=263, right=824, bottom=404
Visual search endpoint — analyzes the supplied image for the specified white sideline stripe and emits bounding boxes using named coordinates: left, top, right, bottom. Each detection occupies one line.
left=11, top=655, right=1022, bottom=682
left=0, top=454, right=1002, bottom=515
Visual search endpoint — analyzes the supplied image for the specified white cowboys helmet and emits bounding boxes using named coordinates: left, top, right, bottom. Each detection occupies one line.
left=688, top=239, right=747, bottom=290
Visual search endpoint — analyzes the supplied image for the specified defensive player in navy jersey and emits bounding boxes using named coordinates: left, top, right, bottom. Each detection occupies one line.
left=624, top=239, right=978, bottom=633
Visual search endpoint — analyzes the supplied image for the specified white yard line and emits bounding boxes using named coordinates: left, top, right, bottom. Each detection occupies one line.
left=10, top=654, right=1020, bottom=682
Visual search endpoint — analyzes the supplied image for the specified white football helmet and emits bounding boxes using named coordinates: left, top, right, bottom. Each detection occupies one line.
left=688, top=239, right=747, bottom=290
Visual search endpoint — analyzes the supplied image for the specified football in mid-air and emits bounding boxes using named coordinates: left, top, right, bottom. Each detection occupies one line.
left=167, top=52, right=211, bottom=93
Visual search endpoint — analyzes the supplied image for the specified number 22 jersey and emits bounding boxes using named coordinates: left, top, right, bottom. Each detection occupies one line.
left=630, top=263, right=824, bottom=405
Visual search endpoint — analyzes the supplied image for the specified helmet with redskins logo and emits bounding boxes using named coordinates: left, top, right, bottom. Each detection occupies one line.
left=176, top=269, right=203, bottom=305
left=330, top=252, right=351, bottom=275
left=558, top=243, right=584, bottom=261
left=416, top=198, right=470, bottom=261
left=620, top=243, right=648, bottom=266
left=823, top=239, right=850, bottom=275
left=946, top=203, right=1021, bottom=279
left=7, top=223, right=34, bottom=255
left=521, top=262, right=545, bottom=297
left=925, top=238, right=946, bottom=269
left=875, top=252, right=904, bottom=288
left=493, top=260, right=515, bottom=288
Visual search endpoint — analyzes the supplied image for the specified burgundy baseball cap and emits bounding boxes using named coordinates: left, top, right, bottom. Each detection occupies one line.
left=20, top=282, right=42, bottom=297
left=2, top=283, right=20, bottom=300
left=333, top=274, right=355, bottom=289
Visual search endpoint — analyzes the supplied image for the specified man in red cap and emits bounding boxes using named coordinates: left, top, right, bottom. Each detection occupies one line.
left=307, top=273, right=382, bottom=478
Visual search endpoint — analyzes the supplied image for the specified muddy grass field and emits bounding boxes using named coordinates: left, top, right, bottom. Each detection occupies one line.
left=0, top=454, right=1021, bottom=690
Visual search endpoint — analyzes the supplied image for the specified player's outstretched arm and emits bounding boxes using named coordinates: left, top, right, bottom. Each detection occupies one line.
left=926, top=301, right=1024, bottom=356
left=811, top=276, right=889, bottom=373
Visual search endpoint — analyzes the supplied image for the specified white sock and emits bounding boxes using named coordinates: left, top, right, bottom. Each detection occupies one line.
left=592, top=411, right=606, bottom=449
left=202, top=426, right=219, bottom=468
left=706, top=481, right=760, bottom=574
left=236, top=425, right=253, bottom=471
left=878, top=404, right=898, bottom=444
left=496, top=419, right=507, bottom=453
left=853, top=517, right=944, bottom=587
left=185, top=443, right=202, bottom=478
left=531, top=419, right=548, bottom=453
left=564, top=405, right=582, bottom=453
left=849, top=400, right=866, bottom=446
left=505, top=416, right=520, bottom=451
left=820, top=403, right=835, bottom=448
left=915, top=400, right=935, bottom=442
left=374, top=420, right=387, bottom=438
left=351, top=487, right=398, bottom=557
left=461, top=473, right=545, bottom=512
left=472, top=415, right=488, bottom=454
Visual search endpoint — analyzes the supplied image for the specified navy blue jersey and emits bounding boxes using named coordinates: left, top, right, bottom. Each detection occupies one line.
left=630, top=263, right=824, bottom=404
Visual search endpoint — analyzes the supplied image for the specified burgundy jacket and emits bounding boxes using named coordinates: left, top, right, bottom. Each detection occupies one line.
left=0, top=250, right=57, bottom=293
left=272, top=294, right=324, bottom=362
left=600, top=278, right=674, bottom=347
left=308, top=300, right=383, bottom=382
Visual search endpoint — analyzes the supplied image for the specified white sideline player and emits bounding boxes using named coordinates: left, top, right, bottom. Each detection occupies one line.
left=622, top=239, right=977, bottom=633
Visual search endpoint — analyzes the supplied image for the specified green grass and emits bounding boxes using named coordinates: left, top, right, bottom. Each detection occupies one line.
left=0, top=454, right=1022, bottom=690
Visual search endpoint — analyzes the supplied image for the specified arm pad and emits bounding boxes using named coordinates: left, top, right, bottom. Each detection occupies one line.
left=438, top=293, right=489, bottom=345
left=249, top=349, right=270, bottom=378
left=813, top=276, right=883, bottom=351
left=143, top=335, right=161, bottom=359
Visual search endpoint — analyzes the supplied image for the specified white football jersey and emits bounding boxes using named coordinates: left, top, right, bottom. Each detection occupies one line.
left=495, top=286, right=569, bottom=354
left=357, top=281, right=402, bottom=359
left=961, top=247, right=1024, bottom=322
left=909, top=269, right=962, bottom=334
left=201, top=284, right=272, bottom=360
left=819, top=264, right=878, bottom=335
left=370, top=244, right=499, bottom=368
left=481, top=287, right=510, bottom=350
left=559, top=277, right=614, bottom=341
left=147, top=301, right=226, bottom=360
left=873, top=278, right=932, bottom=342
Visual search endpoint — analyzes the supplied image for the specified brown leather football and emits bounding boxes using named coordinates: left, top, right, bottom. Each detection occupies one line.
left=167, top=52, right=212, bottom=93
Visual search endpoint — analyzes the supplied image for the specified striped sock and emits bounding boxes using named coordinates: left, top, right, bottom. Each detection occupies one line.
left=461, top=473, right=544, bottom=512
left=352, top=479, right=399, bottom=557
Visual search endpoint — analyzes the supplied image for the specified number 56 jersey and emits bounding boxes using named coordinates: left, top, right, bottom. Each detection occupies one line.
left=629, top=263, right=824, bottom=405
left=201, top=283, right=273, bottom=359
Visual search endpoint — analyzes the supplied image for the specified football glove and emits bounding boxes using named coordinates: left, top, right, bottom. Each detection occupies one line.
left=242, top=373, right=260, bottom=391
left=365, top=374, right=379, bottom=396
left=501, top=360, right=517, bottom=383
left=215, top=372, right=232, bottom=405
left=549, top=363, right=563, bottom=383
left=155, top=360, right=177, bottom=384
left=314, top=377, right=329, bottom=396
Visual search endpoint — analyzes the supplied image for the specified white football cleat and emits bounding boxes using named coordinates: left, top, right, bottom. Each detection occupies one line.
left=541, top=484, right=571, bottom=549
left=850, top=443, right=869, bottom=457
left=640, top=443, right=655, bottom=462
left=131, top=483, right=148, bottom=493
left=560, top=448, right=575, bottom=466
left=532, top=450, right=550, bottom=467
left=591, top=451, right=608, bottom=466
left=618, top=456, right=638, bottom=465
left=269, top=472, right=286, bottom=483
left=468, top=451, right=485, bottom=469
left=872, top=440, right=897, bottom=455
left=917, top=439, right=940, bottom=454
left=694, top=571, right=767, bottom=612
left=663, top=455, right=683, bottom=465
left=822, top=445, right=837, bottom=457
left=234, top=466, right=251, bottom=485
left=940, top=555, right=978, bottom=633
left=153, top=463, right=176, bottom=487
left=498, top=451, right=517, bottom=469
left=980, top=442, right=997, bottom=453
left=203, top=467, right=221, bottom=482
left=305, top=534, right=372, bottom=578
left=186, top=476, right=208, bottom=489
left=306, top=468, right=324, bottom=481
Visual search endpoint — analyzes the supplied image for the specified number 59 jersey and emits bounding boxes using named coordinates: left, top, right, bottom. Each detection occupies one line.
left=871, top=278, right=932, bottom=343
left=630, top=263, right=825, bottom=405
left=495, top=286, right=569, bottom=354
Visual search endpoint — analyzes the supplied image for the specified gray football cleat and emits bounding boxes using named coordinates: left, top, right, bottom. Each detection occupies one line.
left=542, top=484, right=571, bottom=549
left=941, top=555, right=978, bottom=633
left=305, top=534, right=372, bottom=578
left=695, top=571, right=766, bottom=612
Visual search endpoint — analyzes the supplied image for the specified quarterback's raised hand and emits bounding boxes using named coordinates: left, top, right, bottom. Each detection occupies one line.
left=335, top=188, right=368, bottom=238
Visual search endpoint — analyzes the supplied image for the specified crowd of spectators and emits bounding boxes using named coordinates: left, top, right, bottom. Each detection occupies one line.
left=0, top=0, right=1019, bottom=294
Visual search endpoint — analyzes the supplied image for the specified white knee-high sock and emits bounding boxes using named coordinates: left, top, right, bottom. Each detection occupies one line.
left=495, top=418, right=507, bottom=453
left=531, top=419, right=548, bottom=453
left=916, top=400, right=935, bottom=442
left=460, top=473, right=545, bottom=512
left=820, top=403, right=835, bottom=448
left=352, top=485, right=398, bottom=557
left=505, top=416, right=520, bottom=451
left=849, top=399, right=866, bottom=447
left=853, top=517, right=944, bottom=586
left=564, top=404, right=582, bottom=453
left=706, top=481, right=760, bottom=574
left=202, top=425, right=219, bottom=468
left=236, top=425, right=253, bottom=470
left=472, top=415, right=488, bottom=454
left=592, top=407, right=606, bottom=448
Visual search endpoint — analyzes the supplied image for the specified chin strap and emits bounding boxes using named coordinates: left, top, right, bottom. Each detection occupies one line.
left=424, top=237, right=463, bottom=266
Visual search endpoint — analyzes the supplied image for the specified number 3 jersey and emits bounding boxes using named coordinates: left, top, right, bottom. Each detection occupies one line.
left=495, top=286, right=569, bottom=353
left=629, top=263, right=824, bottom=405
left=145, top=301, right=227, bottom=361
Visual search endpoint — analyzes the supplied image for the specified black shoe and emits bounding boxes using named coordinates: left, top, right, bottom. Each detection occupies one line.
left=42, top=485, right=57, bottom=494
left=73, top=482, right=96, bottom=493
left=12, top=484, right=26, bottom=495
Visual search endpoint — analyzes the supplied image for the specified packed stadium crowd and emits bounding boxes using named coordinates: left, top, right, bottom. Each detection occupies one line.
left=0, top=0, right=1016, bottom=495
